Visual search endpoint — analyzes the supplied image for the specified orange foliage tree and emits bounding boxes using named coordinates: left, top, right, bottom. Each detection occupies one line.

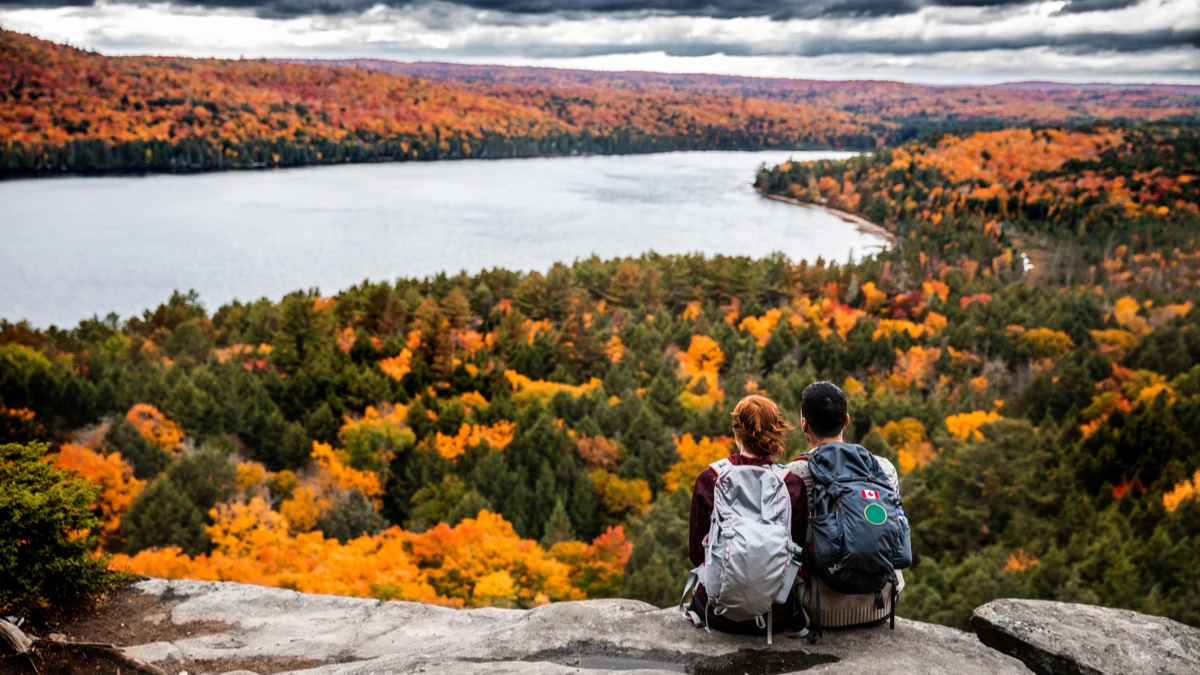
left=49, top=443, right=144, bottom=540
left=126, top=404, right=184, bottom=453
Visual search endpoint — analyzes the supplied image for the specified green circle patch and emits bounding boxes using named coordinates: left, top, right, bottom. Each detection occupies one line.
left=864, top=502, right=888, bottom=526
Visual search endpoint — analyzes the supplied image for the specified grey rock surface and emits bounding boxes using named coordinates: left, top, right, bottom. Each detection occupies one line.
left=127, top=579, right=1030, bottom=674
left=972, top=598, right=1200, bottom=675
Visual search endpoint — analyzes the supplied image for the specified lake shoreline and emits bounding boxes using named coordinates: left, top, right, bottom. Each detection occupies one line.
left=757, top=188, right=897, bottom=246
left=0, top=142, right=867, bottom=182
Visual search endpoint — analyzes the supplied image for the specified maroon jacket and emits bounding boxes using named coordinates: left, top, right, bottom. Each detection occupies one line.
left=688, top=453, right=807, bottom=620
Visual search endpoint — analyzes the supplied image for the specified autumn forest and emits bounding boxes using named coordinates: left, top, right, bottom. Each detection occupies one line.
left=2, top=28, right=1198, bottom=176
left=2, top=28, right=1200, bottom=634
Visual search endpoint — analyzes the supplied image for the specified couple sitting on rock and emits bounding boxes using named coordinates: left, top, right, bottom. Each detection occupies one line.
left=680, top=382, right=912, bottom=644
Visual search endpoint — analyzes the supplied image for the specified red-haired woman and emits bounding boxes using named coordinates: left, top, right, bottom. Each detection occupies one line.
left=686, top=394, right=806, bottom=634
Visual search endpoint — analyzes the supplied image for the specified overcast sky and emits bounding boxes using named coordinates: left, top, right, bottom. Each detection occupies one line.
left=1, top=0, right=1197, bottom=84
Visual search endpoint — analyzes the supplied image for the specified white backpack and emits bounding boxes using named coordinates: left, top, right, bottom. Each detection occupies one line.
left=679, top=459, right=802, bottom=644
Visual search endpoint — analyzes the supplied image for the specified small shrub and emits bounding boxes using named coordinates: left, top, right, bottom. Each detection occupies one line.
left=0, top=442, right=121, bottom=617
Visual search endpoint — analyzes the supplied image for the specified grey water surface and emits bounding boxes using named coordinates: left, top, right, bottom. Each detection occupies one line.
left=0, top=150, right=884, bottom=328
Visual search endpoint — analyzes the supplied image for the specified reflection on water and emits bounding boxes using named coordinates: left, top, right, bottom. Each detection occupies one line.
left=0, top=150, right=885, bottom=327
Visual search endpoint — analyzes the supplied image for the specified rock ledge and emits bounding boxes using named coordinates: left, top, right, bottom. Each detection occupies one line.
left=123, top=579, right=1027, bottom=674
left=971, top=598, right=1200, bottom=675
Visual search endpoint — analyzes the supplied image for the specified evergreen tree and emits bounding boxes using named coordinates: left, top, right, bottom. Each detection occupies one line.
left=446, top=490, right=493, bottom=526
left=622, top=489, right=691, bottom=607
left=540, top=499, right=576, bottom=548
left=619, top=406, right=678, bottom=495
left=316, top=490, right=388, bottom=543
left=121, top=476, right=209, bottom=555
left=1, top=442, right=118, bottom=616
left=165, top=444, right=238, bottom=516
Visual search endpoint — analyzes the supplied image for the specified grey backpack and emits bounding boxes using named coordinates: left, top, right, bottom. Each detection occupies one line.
left=679, top=459, right=801, bottom=644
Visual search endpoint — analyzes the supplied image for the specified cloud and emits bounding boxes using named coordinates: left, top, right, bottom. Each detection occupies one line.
left=1, top=0, right=1197, bottom=83
left=0, top=0, right=1131, bottom=19
left=1056, top=0, right=1141, bottom=12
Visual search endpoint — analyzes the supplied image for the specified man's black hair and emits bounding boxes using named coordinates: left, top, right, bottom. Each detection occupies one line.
left=801, top=381, right=848, bottom=439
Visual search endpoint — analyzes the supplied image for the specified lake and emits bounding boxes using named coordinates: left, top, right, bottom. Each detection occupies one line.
left=0, top=150, right=886, bottom=328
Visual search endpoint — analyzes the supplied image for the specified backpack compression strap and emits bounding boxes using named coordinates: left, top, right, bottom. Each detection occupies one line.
left=679, top=459, right=732, bottom=631
left=769, top=464, right=804, bottom=605
left=678, top=566, right=706, bottom=629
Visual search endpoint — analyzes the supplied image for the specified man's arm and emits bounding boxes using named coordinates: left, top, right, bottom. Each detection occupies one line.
left=876, top=456, right=900, bottom=496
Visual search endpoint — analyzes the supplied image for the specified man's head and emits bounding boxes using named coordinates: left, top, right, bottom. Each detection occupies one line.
left=800, top=381, right=849, bottom=445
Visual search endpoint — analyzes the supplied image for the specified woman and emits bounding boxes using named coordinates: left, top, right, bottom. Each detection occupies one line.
left=687, top=394, right=807, bottom=633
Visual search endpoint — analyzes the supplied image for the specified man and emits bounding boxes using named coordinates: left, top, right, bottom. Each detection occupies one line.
left=788, top=381, right=904, bottom=632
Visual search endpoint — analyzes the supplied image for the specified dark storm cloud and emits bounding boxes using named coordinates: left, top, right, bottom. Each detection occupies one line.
left=1055, top=0, right=1140, bottom=12
left=0, top=0, right=1071, bottom=20
left=437, top=25, right=1199, bottom=58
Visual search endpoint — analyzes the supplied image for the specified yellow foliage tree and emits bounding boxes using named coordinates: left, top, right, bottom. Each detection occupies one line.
left=1020, top=327, right=1076, bottom=358
left=1163, top=470, right=1200, bottom=513
left=739, top=309, right=783, bottom=346
left=1090, top=329, right=1139, bottom=361
left=434, top=421, right=517, bottom=461
left=504, top=371, right=602, bottom=408
left=945, top=410, right=1002, bottom=441
left=1112, top=296, right=1150, bottom=335
left=590, top=470, right=652, bottom=519
left=879, top=418, right=936, bottom=473
left=605, top=335, right=626, bottom=363
left=661, top=434, right=733, bottom=492
left=860, top=281, right=889, bottom=312
left=311, top=442, right=384, bottom=505
left=406, top=511, right=580, bottom=607
left=677, top=335, right=724, bottom=410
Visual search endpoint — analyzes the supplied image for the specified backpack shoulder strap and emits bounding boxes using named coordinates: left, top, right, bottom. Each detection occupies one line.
left=875, top=455, right=900, bottom=495
left=709, top=458, right=734, bottom=480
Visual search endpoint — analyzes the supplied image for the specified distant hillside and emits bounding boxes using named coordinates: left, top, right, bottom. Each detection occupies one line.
left=991, top=81, right=1200, bottom=94
left=0, top=29, right=873, bottom=176
left=4, top=26, right=1197, bottom=177
left=287, top=58, right=1200, bottom=128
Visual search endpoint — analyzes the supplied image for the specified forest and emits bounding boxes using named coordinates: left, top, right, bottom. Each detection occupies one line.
left=325, top=59, right=1200, bottom=134
left=3, top=28, right=1199, bottom=176
left=3, top=121, right=1199, bottom=629
left=0, top=28, right=871, bottom=176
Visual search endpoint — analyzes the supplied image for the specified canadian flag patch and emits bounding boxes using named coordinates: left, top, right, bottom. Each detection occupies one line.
left=861, top=489, right=879, bottom=500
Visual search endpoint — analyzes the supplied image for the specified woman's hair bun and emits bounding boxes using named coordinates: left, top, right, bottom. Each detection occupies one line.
left=730, top=395, right=794, bottom=459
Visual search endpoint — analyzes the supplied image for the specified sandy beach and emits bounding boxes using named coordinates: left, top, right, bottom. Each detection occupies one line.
left=757, top=188, right=898, bottom=246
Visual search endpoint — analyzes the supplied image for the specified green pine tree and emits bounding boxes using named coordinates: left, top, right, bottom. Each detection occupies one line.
left=540, top=499, right=576, bottom=548
left=121, top=476, right=210, bottom=555
left=619, top=406, right=678, bottom=495
left=622, top=488, right=691, bottom=607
